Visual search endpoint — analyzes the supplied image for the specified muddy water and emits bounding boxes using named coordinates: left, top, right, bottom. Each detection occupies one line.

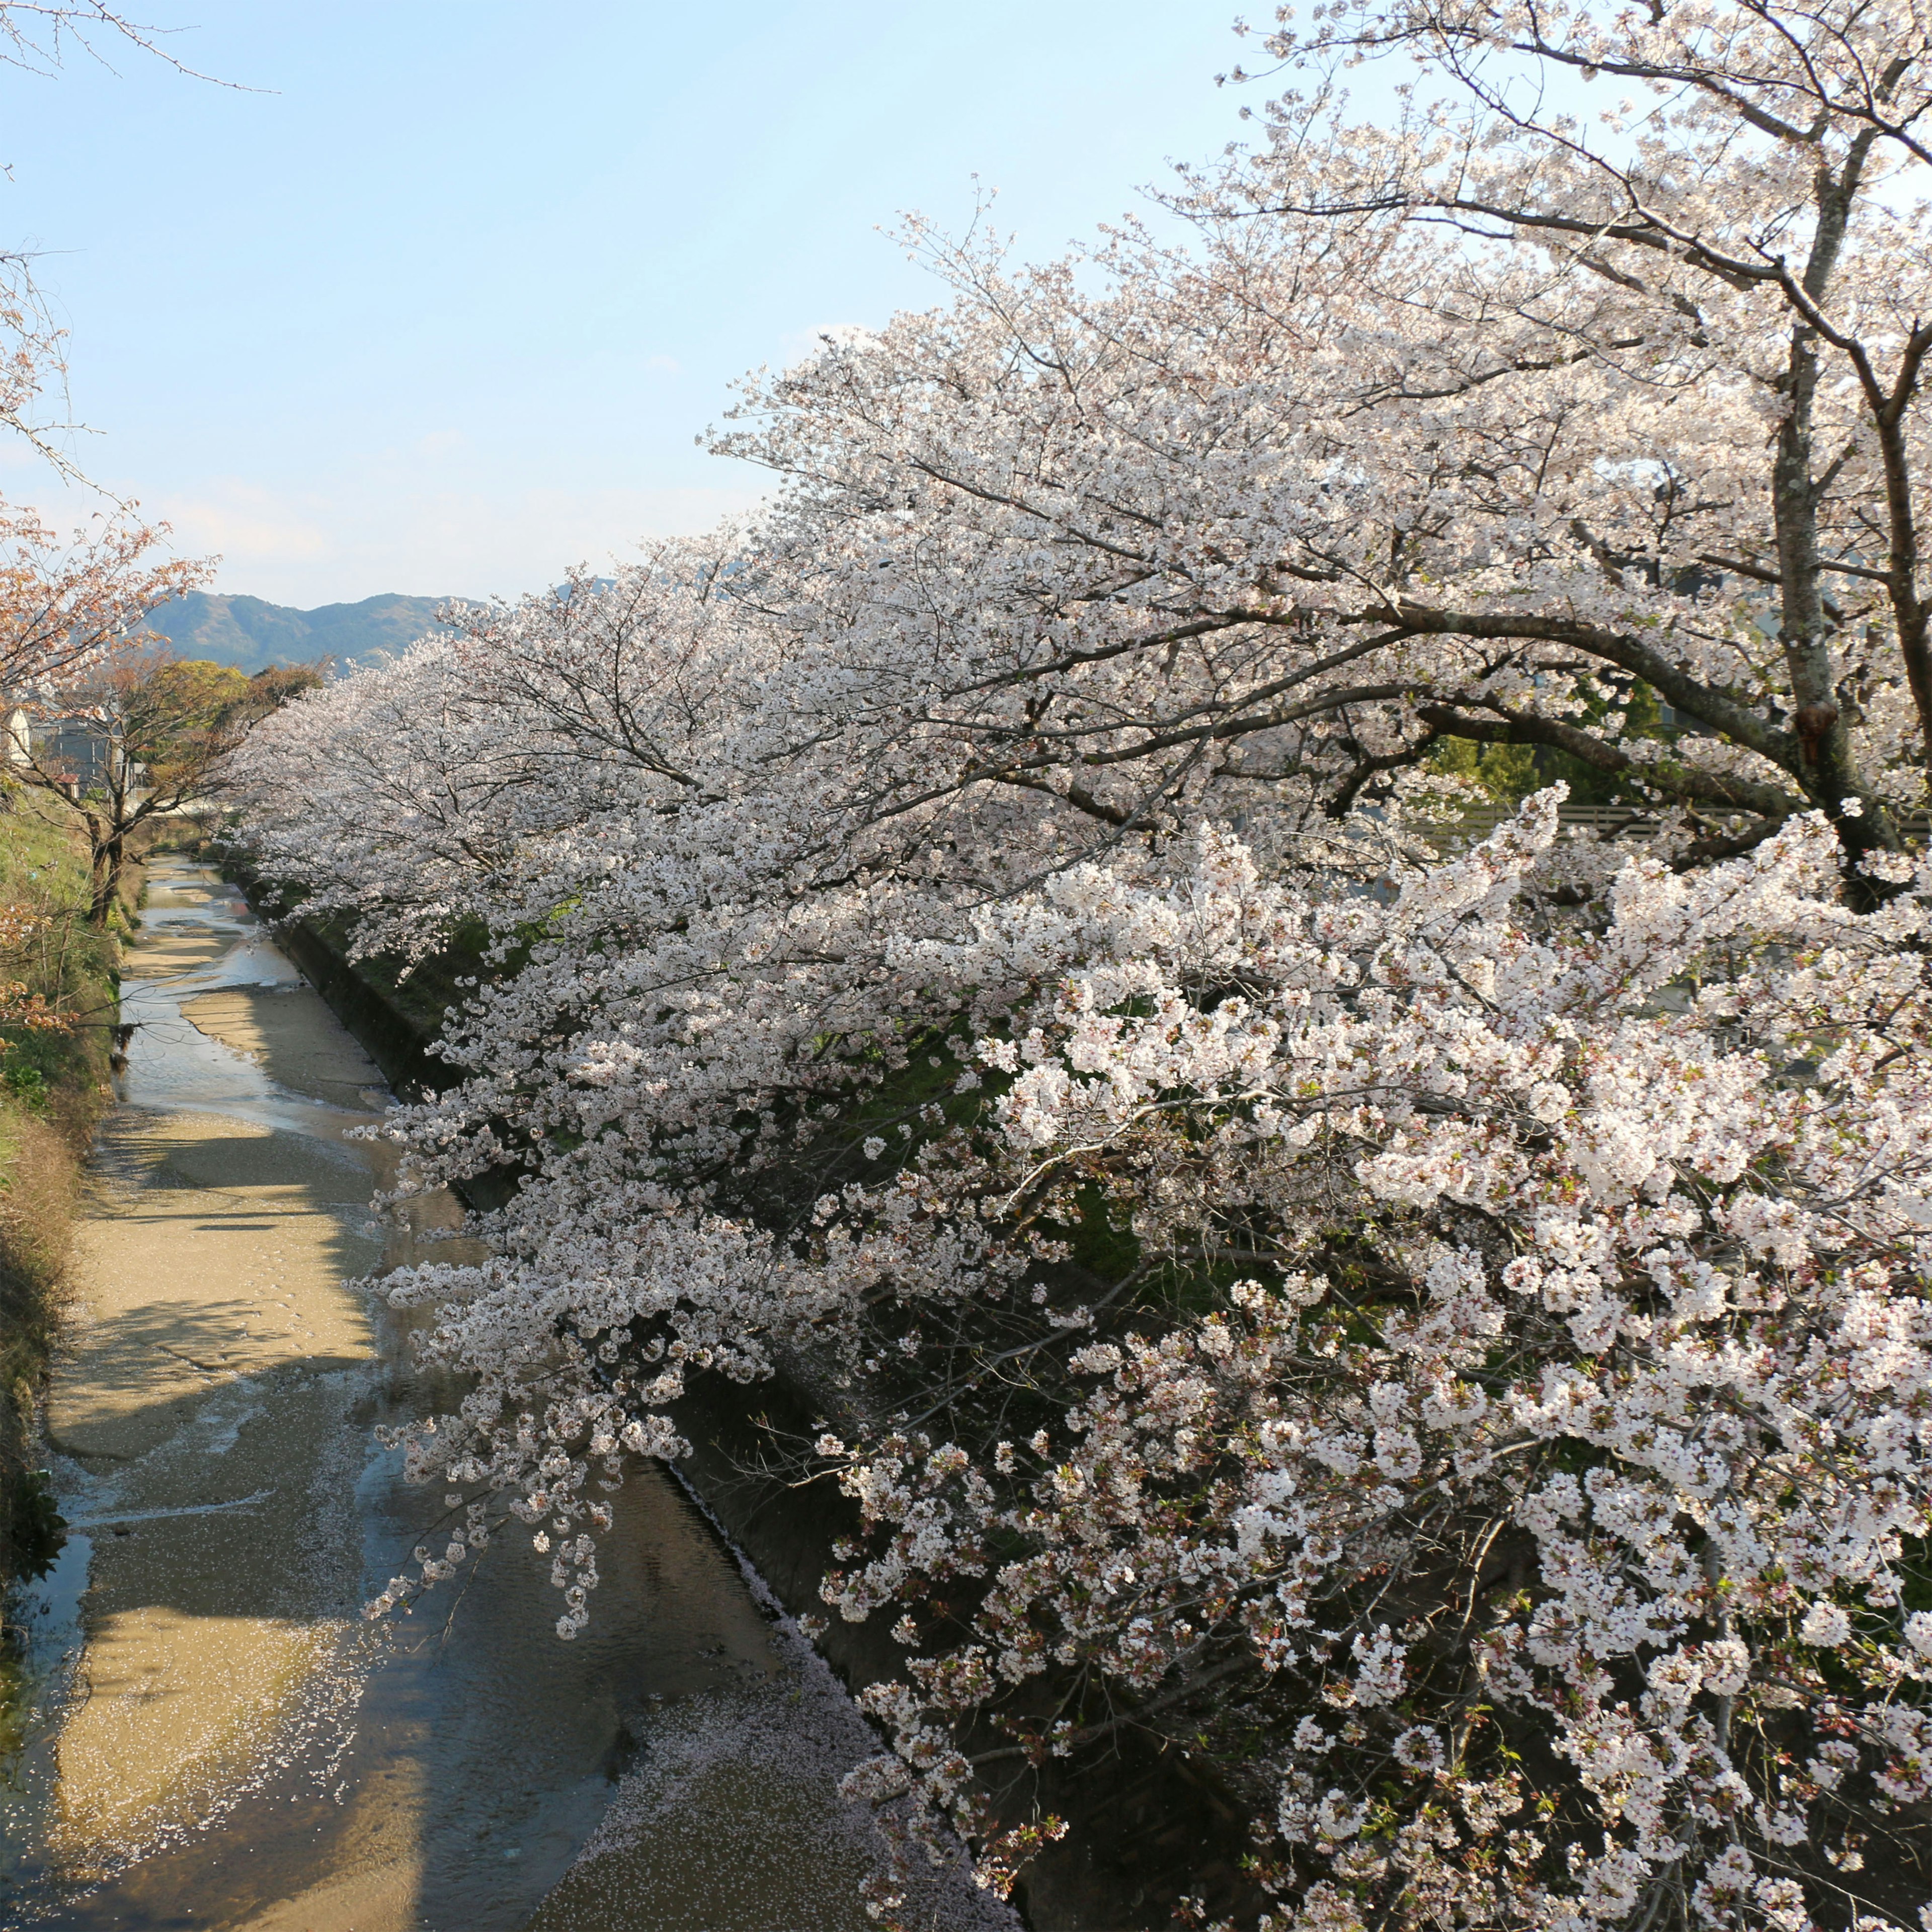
left=0, top=861, right=1010, bottom=1932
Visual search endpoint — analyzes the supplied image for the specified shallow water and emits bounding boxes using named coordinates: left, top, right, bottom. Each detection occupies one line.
left=0, top=860, right=1011, bottom=1932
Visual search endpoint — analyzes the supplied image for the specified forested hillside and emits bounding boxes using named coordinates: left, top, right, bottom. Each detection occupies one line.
left=141, top=590, right=455, bottom=672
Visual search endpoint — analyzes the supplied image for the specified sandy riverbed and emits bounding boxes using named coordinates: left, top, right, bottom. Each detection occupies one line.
left=40, top=877, right=390, bottom=1885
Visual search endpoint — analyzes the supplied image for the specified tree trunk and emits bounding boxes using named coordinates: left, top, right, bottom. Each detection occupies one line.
left=88, top=830, right=124, bottom=929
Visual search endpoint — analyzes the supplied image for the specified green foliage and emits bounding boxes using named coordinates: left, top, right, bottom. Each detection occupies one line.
left=3, top=1066, right=46, bottom=1112
left=4, top=1470, right=63, bottom=1582
left=0, top=1097, right=80, bottom=1597
left=1425, top=733, right=1543, bottom=802
left=0, top=797, right=119, bottom=1087
left=0, top=800, right=92, bottom=911
left=0, top=807, right=118, bottom=1599
left=122, top=656, right=254, bottom=794
left=1427, top=682, right=1698, bottom=809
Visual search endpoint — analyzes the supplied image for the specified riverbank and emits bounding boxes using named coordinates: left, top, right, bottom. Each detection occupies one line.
left=0, top=800, right=152, bottom=1773
left=0, top=801, right=161, bottom=1598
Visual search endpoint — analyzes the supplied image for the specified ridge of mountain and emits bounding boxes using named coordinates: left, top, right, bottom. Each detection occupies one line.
left=139, top=590, right=462, bottom=673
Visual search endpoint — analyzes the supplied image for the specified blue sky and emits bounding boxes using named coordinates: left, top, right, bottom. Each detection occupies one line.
left=0, top=2, right=1264, bottom=604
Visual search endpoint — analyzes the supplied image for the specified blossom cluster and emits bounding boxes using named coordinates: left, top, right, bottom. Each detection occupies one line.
left=814, top=800, right=1932, bottom=1928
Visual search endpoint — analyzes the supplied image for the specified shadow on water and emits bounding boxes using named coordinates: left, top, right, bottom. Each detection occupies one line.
left=0, top=860, right=1009, bottom=1932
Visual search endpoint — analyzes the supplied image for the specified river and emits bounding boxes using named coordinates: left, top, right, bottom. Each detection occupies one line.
left=0, top=859, right=1011, bottom=1932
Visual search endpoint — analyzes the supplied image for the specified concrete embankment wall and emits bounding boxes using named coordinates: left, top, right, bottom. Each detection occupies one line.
left=229, top=876, right=1259, bottom=1932
left=253, top=911, right=451, bottom=1103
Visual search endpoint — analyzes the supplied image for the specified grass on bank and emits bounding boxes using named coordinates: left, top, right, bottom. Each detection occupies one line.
left=0, top=791, right=149, bottom=1597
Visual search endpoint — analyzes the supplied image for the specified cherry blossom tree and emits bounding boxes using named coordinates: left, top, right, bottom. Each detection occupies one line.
left=0, top=510, right=205, bottom=693
left=704, top=0, right=1932, bottom=874
left=14, top=648, right=306, bottom=924
left=0, top=509, right=219, bottom=925
left=807, top=798, right=1932, bottom=1929
left=0, top=2, right=215, bottom=77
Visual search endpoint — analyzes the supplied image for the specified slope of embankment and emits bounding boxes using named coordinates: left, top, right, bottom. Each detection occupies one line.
left=0, top=803, right=155, bottom=1601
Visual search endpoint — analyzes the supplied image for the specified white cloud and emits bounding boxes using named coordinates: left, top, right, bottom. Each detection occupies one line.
left=147, top=476, right=767, bottom=605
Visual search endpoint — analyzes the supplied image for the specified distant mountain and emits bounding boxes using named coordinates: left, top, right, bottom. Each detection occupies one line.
left=138, top=590, right=462, bottom=674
